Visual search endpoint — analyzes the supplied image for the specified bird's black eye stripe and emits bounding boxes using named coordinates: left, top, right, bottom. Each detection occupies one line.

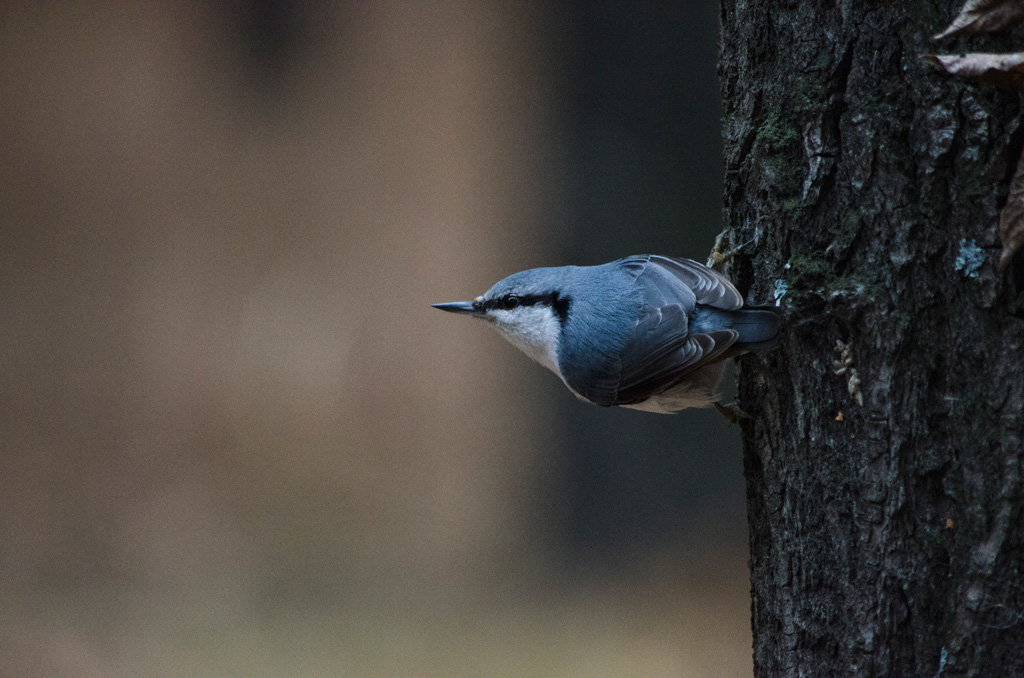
left=480, top=292, right=571, bottom=321
left=550, top=292, right=570, bottom=321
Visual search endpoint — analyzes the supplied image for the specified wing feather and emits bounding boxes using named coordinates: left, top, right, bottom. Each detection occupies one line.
left=646, top=255, right=743, bottom=310
left=611, top=304, right=738, bottom=406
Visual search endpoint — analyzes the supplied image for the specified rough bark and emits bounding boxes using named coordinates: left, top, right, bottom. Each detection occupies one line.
left=720, top=2, right=1024, bottom=676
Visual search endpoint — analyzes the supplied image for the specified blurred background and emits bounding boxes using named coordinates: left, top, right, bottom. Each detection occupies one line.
left=1, top=3, right=749, bottom=675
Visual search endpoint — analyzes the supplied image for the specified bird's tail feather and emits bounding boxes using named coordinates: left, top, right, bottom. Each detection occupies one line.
left=692, top=305, right=781, bottom=351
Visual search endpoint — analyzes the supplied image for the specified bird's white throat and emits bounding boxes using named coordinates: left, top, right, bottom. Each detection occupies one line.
left=489, top=305, right=562, bottom=374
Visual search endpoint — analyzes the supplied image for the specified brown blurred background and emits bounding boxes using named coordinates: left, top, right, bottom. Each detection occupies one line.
left=1, top=3, right=749, bottom=675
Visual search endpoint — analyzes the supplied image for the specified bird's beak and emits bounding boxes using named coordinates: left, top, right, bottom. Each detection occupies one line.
left=432, top=301, right=483, bottom=316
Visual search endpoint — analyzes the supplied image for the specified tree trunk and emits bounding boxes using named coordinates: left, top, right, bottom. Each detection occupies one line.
left=720, top=2, right=1024, bottom=675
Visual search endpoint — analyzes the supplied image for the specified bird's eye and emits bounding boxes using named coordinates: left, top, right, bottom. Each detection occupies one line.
left=505, top=295, right=520, bottom=309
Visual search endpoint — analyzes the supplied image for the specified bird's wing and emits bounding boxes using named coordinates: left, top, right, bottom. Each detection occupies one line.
left=642, top=255, right=744, bottom=310
left=573, top=304, right=738, bottom=407
left=612, top=304, right=737, bottom=406
left=561, top=255, right=744, bottom=407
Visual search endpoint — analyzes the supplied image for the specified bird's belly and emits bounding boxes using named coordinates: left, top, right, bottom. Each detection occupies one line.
left=620, top=363, right=727, bottom=413
left=621, top=393, right=716, bottom=414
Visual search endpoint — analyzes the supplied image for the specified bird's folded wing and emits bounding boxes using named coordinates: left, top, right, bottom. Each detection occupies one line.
left=611, top=304, right=737, bottom=406
left=644, top=255, right=744, bottom=310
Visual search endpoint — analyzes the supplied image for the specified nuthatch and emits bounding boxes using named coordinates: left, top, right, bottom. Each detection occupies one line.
left=434, top=255, right=779, bottom=413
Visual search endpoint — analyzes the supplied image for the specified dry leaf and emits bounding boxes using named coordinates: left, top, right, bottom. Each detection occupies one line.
left=922, top=52, right=1024, bottom=92
left=999, top=149, right=1024, bottom=268
left=934, top=0, right=1024, bottom=40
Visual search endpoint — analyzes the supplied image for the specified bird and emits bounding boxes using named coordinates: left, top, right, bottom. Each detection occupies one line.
left=432, top=254, right=780, bottom=413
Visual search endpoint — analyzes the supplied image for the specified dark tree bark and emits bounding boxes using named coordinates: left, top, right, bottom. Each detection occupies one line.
left=720, top=2, right=1024, bottom=676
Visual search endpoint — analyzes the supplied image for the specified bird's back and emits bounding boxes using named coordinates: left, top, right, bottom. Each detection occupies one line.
left=555, top=260, right=647, bottom=402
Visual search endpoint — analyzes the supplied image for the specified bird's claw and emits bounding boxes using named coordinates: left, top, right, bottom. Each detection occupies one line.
left=714, top=401, right=751, bottom=424
left=707, top=235, right=755, bottom=270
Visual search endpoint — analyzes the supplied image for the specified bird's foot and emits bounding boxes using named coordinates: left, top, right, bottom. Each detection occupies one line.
left=714, top=401, right=751, bottom=425
left=707, top=235, right=755, bottom=270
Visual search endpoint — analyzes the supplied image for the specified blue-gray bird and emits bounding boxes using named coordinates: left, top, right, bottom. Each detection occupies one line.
left=433, top=255, right=780, bottom=413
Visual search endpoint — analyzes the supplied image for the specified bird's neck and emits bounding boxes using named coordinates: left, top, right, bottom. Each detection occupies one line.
left=493, top=307, right=563, bottom=375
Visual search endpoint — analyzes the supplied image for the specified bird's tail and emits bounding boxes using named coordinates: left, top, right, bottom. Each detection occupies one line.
left=692, top=305, right=781, bottom=352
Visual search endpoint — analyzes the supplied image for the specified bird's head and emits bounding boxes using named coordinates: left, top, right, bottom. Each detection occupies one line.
left=432, top=268, right=572, bottom=372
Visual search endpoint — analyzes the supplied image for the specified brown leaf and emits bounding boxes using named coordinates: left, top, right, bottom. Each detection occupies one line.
left=999, top=149, right=1024, bottom=269
left=922, top=52, right=1024, bottom=92
left=934, top=0, right=1024, bottom=40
